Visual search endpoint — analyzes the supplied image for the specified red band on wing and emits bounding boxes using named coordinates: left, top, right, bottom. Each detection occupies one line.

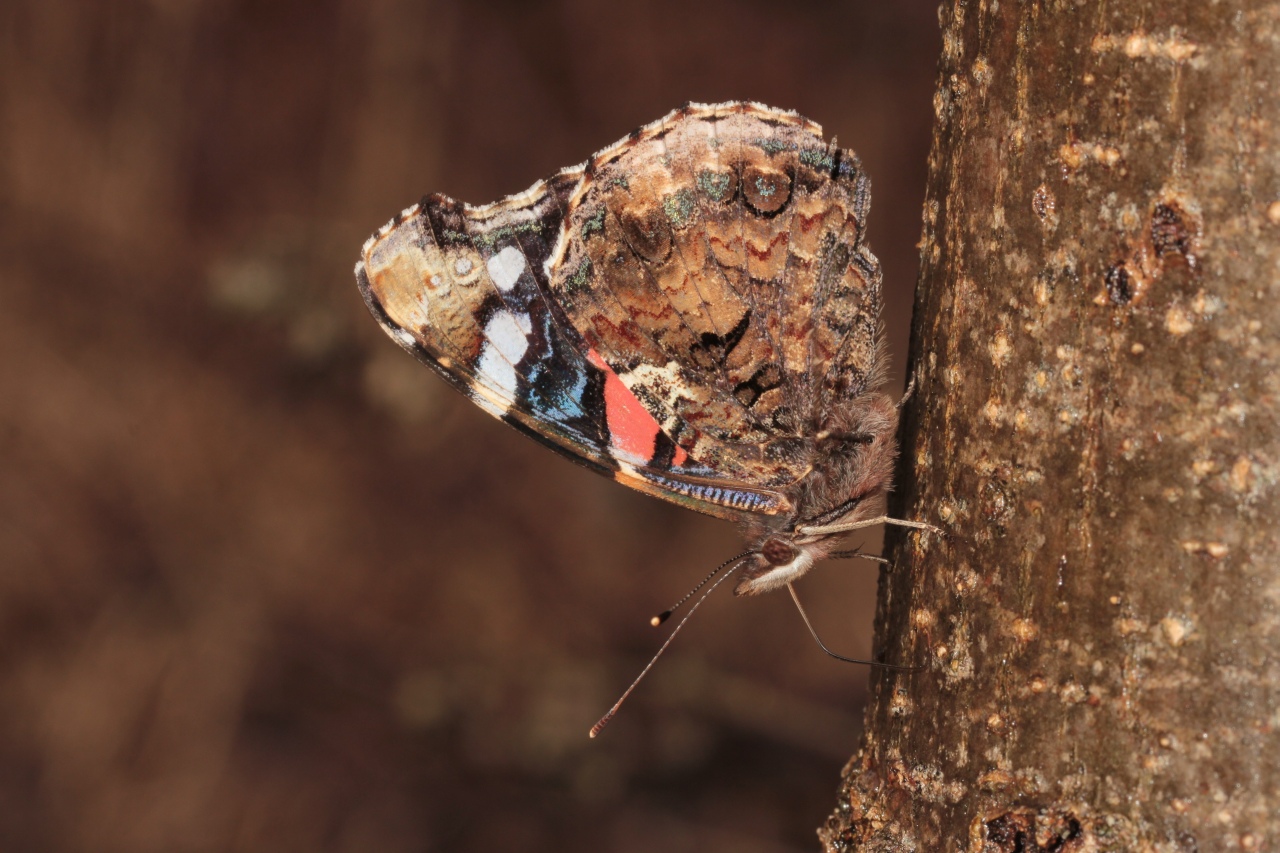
left=587, top=349, right=659, bottom=464
left=672, top=439, right=689, bottom=467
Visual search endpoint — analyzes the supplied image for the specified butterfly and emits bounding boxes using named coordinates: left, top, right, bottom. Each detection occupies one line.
left=355, top=102, right=933, bottom=735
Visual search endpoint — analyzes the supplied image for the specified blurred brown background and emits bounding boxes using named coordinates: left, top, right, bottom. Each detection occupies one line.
left=0, top=2, right=939, bottom=851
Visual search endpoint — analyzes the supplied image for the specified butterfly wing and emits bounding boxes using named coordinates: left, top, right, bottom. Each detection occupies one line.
left=356, top=102, right=884, bottom=522
left=356, top=169, right=788, bottom=520
left=546, top=103, right=886, bottom=489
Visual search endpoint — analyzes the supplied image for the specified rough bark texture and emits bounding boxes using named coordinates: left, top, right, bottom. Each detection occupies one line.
left=822, top=2, right=1280, bottom=851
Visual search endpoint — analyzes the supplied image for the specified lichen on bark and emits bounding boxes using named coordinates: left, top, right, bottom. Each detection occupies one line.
left=823, top=2, right=1280, bottom=850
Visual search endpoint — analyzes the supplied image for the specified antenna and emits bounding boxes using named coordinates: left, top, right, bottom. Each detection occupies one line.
left=650, top=550, right=754, bottom=626
left=589, top=556, right=748, bottom=738
left=786, top=583, right=918, bottom=671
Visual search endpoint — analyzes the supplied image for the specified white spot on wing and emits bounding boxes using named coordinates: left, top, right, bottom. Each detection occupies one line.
left=472, top=307, right=533, bottom=417
left=454, top=258, right=473, bottom=275
left=484, top=308, right=532, bottom=363
left=474, top=349, right=517, bottom=416
left=392, top=327, right=416, bottom=348
left=487, top=245, right=526, bottom=291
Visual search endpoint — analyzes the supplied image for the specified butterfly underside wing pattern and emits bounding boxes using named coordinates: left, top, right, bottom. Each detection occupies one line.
left=357, top=101, right=899, bottom=595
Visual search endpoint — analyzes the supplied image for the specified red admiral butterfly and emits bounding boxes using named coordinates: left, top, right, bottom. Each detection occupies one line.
left=356, top=102, right=933, bottom=735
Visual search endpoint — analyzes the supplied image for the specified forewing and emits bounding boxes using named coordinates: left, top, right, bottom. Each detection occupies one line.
left=356, top=177, right=789, bottom=520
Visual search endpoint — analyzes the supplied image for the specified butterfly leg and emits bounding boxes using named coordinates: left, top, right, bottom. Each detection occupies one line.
left=898, top=374, right=917, bottom=409
left=826, top=549, right=890, bottom=564
left=786, top=583, right=917, bottom=671
left=799, top=515, right=942, bottom=538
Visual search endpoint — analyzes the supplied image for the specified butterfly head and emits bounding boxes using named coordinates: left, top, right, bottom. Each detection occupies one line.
left=733, top=489, right=891, bottom=596
left=731, top=536, right=817, bottom=596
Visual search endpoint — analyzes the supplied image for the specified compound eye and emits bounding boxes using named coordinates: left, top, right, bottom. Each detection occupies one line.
left=760, top=537, right=800, bottom=567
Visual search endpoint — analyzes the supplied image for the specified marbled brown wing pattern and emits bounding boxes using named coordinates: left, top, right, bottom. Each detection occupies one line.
left=547, top=102, right=886, bottom=494
left=357, top=101, right=887, bottom=524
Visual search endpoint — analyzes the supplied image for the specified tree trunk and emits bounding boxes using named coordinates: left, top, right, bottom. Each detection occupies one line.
left=822, top=2, right=1280, bottom=850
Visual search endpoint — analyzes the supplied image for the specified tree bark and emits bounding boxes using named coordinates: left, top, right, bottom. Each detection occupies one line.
left=822, top=2, right=1280, bottom=850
